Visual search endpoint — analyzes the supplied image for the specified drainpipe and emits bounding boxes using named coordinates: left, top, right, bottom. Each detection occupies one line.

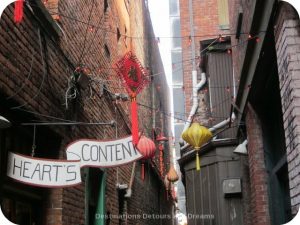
left=179, top=0, right=207, bottom=145
left=179, top=72, right=207, bottom=146
left=209, top=113, right=236, bottom=133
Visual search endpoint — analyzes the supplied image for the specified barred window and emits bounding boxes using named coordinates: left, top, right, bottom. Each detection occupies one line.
left=217, top=0, right=229, bottom=29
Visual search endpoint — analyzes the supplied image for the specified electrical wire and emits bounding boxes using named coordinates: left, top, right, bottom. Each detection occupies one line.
left=78, top=0, right=95, bottom=64
left=6, top=49, right=36, bottom=100
left=11, top=28, right=47, bottom=110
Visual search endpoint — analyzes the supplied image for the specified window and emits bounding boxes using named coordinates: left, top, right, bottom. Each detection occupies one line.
left=217, top=0, right=230, bottom=29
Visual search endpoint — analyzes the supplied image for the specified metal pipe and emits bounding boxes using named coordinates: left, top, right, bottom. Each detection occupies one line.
left=180, top=72, right=207, bottom=145
left=124, top=162, right=136, bottom=198
left=209, top=113, right=236, bottom=133
left=189, top=0, right=196, bottom=70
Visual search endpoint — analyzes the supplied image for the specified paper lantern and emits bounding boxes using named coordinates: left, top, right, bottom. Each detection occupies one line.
left=182, top=123, right=212, bottom=171
left=136, top=136, right=156, bottom=180
left=136, top=135, right=156, bottom=159
left=167, top=165, right=179, bottom=183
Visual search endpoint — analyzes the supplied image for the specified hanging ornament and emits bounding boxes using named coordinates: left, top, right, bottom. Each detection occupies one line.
left=182, top=123, right=212, bottom=171
left=156, top=132, right=168, bottom=176
left=167, top=165, right=179, bottom=183
left=136, top=135, right=156, bottom=180
left=114, top=52, right=149, bottom=145
left=14, top=0, right=24, bottom=23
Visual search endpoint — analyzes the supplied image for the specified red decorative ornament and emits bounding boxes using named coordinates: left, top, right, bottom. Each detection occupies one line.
left=136, top=135, right=156, bottom=180
left=114, top=52, right=149, bottom=145
left=15, top=0, right=24, bottom=23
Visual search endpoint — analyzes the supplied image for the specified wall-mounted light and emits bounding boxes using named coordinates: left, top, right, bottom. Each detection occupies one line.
left=233, top=140, right=248, bottom=155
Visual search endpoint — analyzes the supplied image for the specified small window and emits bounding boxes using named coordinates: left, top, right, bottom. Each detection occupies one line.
left=104, top=44, right=110, bottom=59
left=217, top=0, right=230, bottom=29
left=104, top=0, right=109, bottom=13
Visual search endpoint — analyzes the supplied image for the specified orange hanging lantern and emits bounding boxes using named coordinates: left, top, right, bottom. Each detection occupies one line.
left=136, top=135, right=156, bottom=180
left=114, top=52, right=149, bottom=146
left=167, top=165, right=179, bottom=183
left=182, top=123, right=212, bottom=171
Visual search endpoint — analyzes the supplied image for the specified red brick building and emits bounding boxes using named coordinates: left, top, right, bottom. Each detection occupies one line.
left=178, top=0, right=300, bottom=225
left=0, top=0, right=174, bottom=224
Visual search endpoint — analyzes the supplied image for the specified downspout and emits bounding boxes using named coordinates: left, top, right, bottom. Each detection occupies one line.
left=179, top=0, right=207, bottom=145
left=180, top=72, right=207, bottom=145
left=209, top=112, right=236, bottom=133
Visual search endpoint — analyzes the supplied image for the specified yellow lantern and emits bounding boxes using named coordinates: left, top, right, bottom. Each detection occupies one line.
left=182, top=123, right=213, bottom=171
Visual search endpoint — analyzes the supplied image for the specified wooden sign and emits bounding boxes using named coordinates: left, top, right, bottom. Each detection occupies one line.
left=7, top=136, right=143, bottom=187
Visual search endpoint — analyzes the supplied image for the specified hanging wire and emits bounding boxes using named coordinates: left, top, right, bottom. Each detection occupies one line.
left=11, top=28, right=47, bottom=110
left=78, top=0, right=95, bottom=64
left=6, top=49, right=36, bottom=100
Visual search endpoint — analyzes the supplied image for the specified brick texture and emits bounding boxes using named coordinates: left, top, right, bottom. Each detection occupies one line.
left=0, top=0, right=173, bottom=224
left=245, top=104, right=271, bottom=225
left=274, top=2, right=300, bottom=215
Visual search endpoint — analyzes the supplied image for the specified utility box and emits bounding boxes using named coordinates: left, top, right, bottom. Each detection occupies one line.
left=223, top=178, right=242, bottom=196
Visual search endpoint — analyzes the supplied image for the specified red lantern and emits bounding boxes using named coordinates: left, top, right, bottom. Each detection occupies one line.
left=136, top=136, right=156, bottom=180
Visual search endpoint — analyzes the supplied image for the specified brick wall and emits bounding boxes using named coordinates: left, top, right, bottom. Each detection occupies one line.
left=179, top=0, right=234, bottom=127
left=245, top=104, right=271, bottom=225
left=274, top=2, right=300, bottom=215
left=0, top=0, right=173, bottom=224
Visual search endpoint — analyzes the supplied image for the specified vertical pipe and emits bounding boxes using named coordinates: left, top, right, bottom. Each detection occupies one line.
left=189, top=0, right=196, bottom=70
